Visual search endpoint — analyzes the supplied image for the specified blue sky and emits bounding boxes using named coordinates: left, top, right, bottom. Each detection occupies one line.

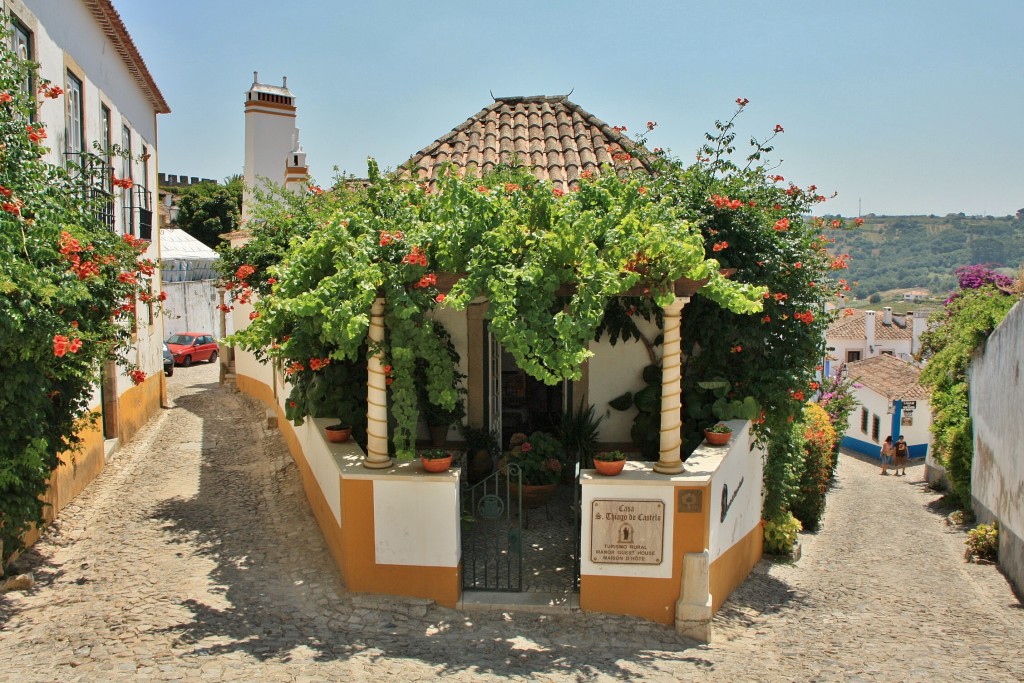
left=116, top=1, right=1024, bottom=217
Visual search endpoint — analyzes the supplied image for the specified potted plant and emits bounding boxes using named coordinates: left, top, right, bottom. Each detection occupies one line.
left=324, top=423, right=353, bottom=443
left=420, top=448, right=454, bottom=473
left=460, top=425, right=498, bottom=483
left=556, top=403, right=603, bottom=474
left=593, top=450, right=628, bottom=476
left=501, top=432, right=564, bottom=508
left=704, top=422, right=733, bottom=446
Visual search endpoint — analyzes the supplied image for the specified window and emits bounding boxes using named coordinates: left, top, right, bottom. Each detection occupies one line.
left=860, top=408, right=869, bottom=434
left=871, top=415, right=881, bottom=442
left=10, top=18, right=32, bottom=97
left=66, top=72, right=84, bottom=155
left=121, top=124, right=134, bottom=236
left=97, top=105, right=114, bottom=229
left=880, top=349, right=894, bottom=356
left=847, top=350, right=862, bottom=363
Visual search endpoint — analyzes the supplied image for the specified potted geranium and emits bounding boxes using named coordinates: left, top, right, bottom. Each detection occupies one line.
left=593, top=450, right=627, bottom=476
left=501, top=432, right=564, bottom=508
left=420, top=448, right=454, bottom=473
left=704, top=423, right=733, bottom=446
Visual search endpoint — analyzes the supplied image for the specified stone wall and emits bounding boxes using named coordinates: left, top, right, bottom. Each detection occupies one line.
left=968, top=300, right=1024, bottom=597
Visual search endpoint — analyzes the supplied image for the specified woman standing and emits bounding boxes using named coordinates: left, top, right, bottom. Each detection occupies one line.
left=879, top=435, right=894, bottom=475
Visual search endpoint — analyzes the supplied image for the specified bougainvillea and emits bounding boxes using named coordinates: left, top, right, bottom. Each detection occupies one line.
left=0, top=42, right=158, bottom=559
left=919, top=274, right=1022, bottom=507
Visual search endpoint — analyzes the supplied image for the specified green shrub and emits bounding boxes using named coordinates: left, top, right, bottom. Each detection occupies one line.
left=790, top=403, right=837, bottom=531
left=763, top=511, right=802, bottom=555
left=965, top=521, right=998, bottom=562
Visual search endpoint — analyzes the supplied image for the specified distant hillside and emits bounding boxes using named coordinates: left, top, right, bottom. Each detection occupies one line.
left=825, top=213, right=1024, bottom=298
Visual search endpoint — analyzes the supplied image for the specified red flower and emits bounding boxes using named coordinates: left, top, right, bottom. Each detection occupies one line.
left=267, top=277, right=277, bottom=285
left=44, top=85, right=64, bottom=99
left=552, top=188, right=565, bottom=197
left=638, top=187, right=648, bottom=195
left=809, top=381, right=820, bottom=391
left=2, top=201, right=20, bottom=215
left=774, top=124, right=784, bottom=133
left=794, top=262, right=802, bottom=269
left=646, top=121, right=657, bottom=131
left=158, top=291, right=167, bottom=301
left=289, top=401, right=297, bottom=408
left=521, top=442, right=533, bottom=453
left=118, top=272, right=138, bottom=284
left=504, top=183, right=520, bottom=193
left=435, top=293, right=446, bottom=303
left=762, top=315, right=772, bottom=323
left=0, top=92, right=12, bottom=103
left=235, top=264, right=256, bottom=280
left=774, top=218, right=790, bottom=232
left=309, top=358, right=324, bottom=371
left=386, top=377, right=393, bottom=385
left=791, top=390, right=805, bottom=401
left=735, top=97, right=749, bottom=106
left=130, top=370, right=146, bottom=385
left=69, top=337, right=82, bottom=354
left=383, top=365, right=392, bottom=375
left=26, top=125, right=46, bottom=143
left=854, top=217, right=865, bottom=226
left=249, top=311, right=259, bottom=320
left=712, top=241, right=729, bottom=252
left=731, top=345, right=743, bottom=353
left=53, top=334, right=69, bottom=357
left=477, top=185, right=489, bottom=194
left=112, top=176, right=134, bottom=190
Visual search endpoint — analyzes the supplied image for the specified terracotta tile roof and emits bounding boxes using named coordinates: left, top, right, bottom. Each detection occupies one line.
left=403, top=95, right=654, bottom=190
left=82, top=0, right=170, bottom=114
left=827, top=310, right=913, bottom=341
left=846, top=354, right=930, bottom=401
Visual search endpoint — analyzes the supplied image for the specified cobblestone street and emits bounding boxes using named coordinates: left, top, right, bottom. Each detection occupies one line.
left=1, top=363, right=1022, bottom=681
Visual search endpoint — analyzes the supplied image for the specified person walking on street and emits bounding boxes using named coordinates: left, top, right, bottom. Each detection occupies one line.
left=893, top=435, right=909, bottom=476
left=880, top=435, right=893, bottom=475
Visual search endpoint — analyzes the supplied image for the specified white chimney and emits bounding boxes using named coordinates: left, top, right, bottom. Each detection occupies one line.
left=912, top=310, right=928, bottom=356
left=865, top=310, right=876, bottom=355
left=883, top=306, right=892, bottom=325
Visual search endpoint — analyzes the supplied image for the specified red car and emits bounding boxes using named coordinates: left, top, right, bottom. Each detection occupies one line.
left=165, top=332, right=218, bottom=367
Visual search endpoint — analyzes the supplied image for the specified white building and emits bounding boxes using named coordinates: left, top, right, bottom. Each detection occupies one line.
left=6, top=0, right=169, bottom=517
left=826, top=306, right=928, bottom=366
left=160, top=228, right=225, bottom=339
left=839, top=354, right=931, bottom=461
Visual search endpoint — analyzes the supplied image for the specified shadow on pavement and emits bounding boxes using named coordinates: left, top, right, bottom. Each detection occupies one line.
left=152, top=380, right=723, bottom=678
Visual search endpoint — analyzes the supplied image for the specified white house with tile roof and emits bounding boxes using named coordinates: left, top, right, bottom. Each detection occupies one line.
left=826, top=306, right=928, bottom=367
left=839, top=354, right=931, bottom=461
left=6, top=0, right=170, bottom=532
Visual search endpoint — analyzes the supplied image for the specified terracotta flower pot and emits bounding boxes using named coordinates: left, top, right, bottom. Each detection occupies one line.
left=594, top=459, right=626, bottom=476
left=325, top=425, right=352, bottom=443
left=421, top=454, right=453, bottom=473
left=704, top=429, right=731, bottom=446
left=509, top=482, right=557, bottom=509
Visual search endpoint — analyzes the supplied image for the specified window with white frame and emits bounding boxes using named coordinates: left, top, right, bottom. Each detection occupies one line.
left=10, top=17, right=32, bottom=97
left=121, top=124, right=134, bottom=236
left=65, top=71, right=84, bottom=155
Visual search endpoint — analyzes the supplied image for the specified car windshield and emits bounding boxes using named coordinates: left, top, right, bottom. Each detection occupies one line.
left=166, top=334, right=196, bottom=345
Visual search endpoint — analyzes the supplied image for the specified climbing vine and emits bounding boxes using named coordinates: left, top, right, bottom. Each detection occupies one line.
left=230, top=160, right=763, bottom=460
left=0, top=40, right=160, bottom=559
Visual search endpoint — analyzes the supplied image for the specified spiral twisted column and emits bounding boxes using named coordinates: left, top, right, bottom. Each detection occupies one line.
left=364, top=298, right=392, bottom=469
left=653, top=297, right=689, bottom=475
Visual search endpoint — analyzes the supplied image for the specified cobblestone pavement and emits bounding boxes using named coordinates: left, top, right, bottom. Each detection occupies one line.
left=1, top=363, right=1022, bottom=681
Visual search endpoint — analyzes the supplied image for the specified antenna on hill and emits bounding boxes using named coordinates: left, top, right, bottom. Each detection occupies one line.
left=858, top=198, right=862, bottom=218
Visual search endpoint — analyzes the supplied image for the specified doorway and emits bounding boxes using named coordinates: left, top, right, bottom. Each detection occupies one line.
left=462, top=331, right=579, bottom=597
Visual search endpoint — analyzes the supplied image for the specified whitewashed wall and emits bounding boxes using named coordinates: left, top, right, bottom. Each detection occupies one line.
left=841, top=387, right=930, bottom=459
left=707, top=421, right=763, bottom=563
left=162, top=280, right=223, bottom=339
left=968, top=300, right=1024, bottom=597
left=588, top=315, right=661, bottom=442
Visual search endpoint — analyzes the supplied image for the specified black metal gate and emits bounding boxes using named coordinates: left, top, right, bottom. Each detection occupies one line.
left=461, top=463, right=523, bottom=592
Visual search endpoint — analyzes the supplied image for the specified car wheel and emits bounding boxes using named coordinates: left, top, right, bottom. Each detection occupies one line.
left=209, top=350, right=218, bottom=364
left=182, top=355, right=193, bottom=367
